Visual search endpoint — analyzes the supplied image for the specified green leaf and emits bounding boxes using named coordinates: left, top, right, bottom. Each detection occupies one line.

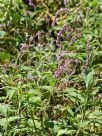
left=66, top=130, right=76, bottom=135
left=78, top=121, right=89, bottom=129
left=7, top=88, right=16, bottom=100
left=8, top=116, right=20, bottom=122
left=41, top=86, right=52, bottom=92
left=57, top=129, right=67, bottom=136
left=29, top=96, right=42, bottom=106
left=0, top=52, right=11, bottom=63
left=67, top=107, right=74, bottom=116
left=28, top=119, right=41, bottom=128
left=83, top=70, right=94, bottom=88
left=64, top=88, right=84, bottom=103
left=91, top=0, right=97, bottom=7
left=45, top=120, right=54, bottom=128
left=0, top=104, right=10, bottom=117
left=0, top=30, right=6, bottom=38
left=0, top=118, right=8, bottom=130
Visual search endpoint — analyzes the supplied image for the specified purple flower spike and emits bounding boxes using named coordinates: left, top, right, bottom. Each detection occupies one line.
left=52, top=8, right=68, bottom=26
left=24, top=10, right=30, bottom=16
left=54, top=59, right=71, bottom=78
left=28, top=0, right=35, bottom=7
left=64, top=0, right=68, bottom=5
left=56, top=23, right=68, bottom=47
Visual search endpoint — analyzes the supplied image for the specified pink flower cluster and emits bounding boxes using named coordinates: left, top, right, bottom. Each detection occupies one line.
left=20, top=43, right=29, bottom=51
left=64, top=0, right=68, bottom=5
left=52, top=8, right=68, bottom=26
left=28, top=0, right=35, bottom=7
left=54, top=59, right=71, bottom=78
left=56, top=23, right=68, bottom=47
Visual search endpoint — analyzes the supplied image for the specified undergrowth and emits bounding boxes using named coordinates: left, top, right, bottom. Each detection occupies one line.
left=0, top=0, right=102, bottom=136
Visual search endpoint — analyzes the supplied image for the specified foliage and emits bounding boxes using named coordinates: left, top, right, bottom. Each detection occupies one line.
left=0, top=0, right=102, bottom=135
